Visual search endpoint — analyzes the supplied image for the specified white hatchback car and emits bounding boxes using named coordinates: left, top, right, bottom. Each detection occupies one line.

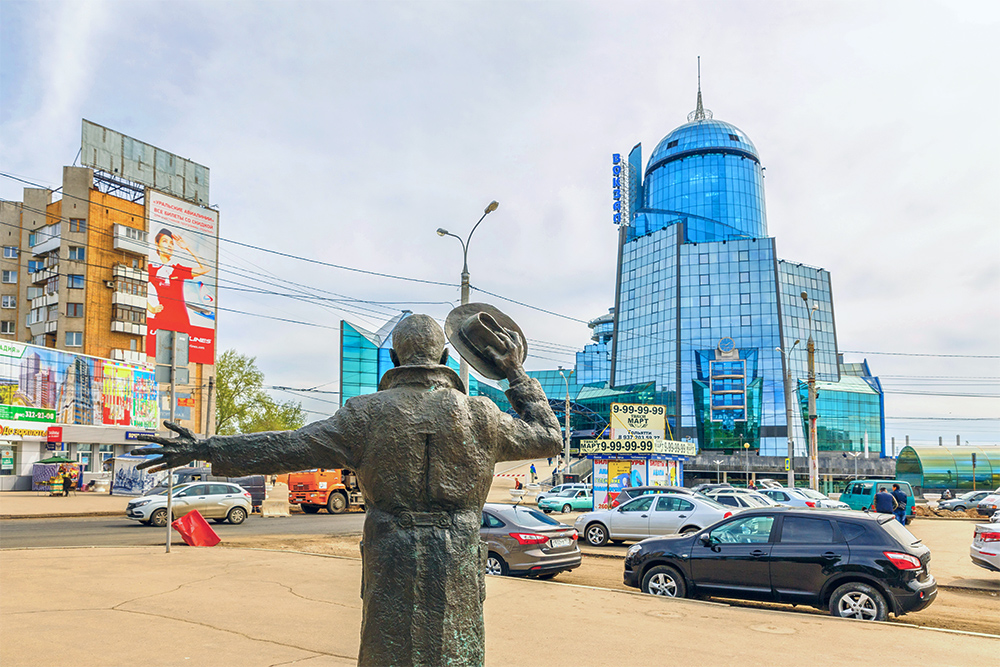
left=126, top=482, right=252, bottom=527
left=574, top=492, right=737, bottom=546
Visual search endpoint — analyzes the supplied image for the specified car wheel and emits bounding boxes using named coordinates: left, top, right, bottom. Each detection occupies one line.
left=327, top=493, right=348, bottom=514
left=953, top=505, right=965, bottom=511
left=562, top=504, right=572, bottom=513
left=150, top=508, right=169, bottom=528
left=642, top=565, right=687, bottom=598
left=679, top=526, right=700, bottom=535
left=829, top=582, right=888, bottom=621
left=485, top=552, right=508, bottom=576
left=227, top=507, right=248, bottom=525
left=585, top=523, right=609, bottom=546
left=301, top=504, right=321, bottom=514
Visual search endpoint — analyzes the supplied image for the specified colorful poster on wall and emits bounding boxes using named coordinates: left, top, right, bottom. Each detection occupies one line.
left=145, top=190, right=218, bottom=365
left=102, top=362, right=131, bottom=426
left=592, top=459, right=610, bottom=509
left=648, top=458, right=668, bottom=486
left=132, top=370, right=158, bottom=429
left=0, top=340, right=157, bottom=431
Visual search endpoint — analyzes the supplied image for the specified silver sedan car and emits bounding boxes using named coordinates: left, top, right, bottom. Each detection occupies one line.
left=574, top=493, right=737, bottom=546
left=759, top=487, right=849, bottom=509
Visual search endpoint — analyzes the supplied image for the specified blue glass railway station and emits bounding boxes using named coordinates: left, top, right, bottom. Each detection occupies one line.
left=339, top=84, right=885, bottom=458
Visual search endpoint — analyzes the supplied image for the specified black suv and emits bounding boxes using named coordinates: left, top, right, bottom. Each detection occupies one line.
left=623, top=508, right=936, bottom=621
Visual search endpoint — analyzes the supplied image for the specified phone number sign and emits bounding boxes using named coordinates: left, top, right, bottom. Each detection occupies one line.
left=610, top=403, right=666, bottom=439
left=580, top=439, right=697, bottom=456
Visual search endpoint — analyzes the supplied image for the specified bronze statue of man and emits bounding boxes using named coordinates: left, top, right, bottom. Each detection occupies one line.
left=133, top=308, right=562, bottom=666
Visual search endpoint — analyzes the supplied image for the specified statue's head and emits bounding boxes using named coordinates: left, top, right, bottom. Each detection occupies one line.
left=390, top=314, right=449, bottom=367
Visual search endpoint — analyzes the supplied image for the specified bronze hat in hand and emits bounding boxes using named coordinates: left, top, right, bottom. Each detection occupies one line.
left=444, top=303, right=527, bottom=380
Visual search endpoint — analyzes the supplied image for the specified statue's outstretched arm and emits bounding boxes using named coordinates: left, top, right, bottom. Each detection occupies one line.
left=131, top=411, right=357, bottom=477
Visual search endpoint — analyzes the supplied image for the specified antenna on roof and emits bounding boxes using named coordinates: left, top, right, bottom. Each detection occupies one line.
left=688, top=56, right=713, bottom=122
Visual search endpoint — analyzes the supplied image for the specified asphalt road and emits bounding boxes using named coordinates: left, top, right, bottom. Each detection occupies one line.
left=0, top=511, right=367, bottom=549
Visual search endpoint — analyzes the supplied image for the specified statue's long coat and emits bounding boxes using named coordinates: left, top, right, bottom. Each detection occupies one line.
left=206, top=364, right=562, bottom=666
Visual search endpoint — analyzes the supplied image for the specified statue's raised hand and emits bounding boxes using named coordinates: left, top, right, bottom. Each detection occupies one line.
left=130, top=421, right=211, bottom=472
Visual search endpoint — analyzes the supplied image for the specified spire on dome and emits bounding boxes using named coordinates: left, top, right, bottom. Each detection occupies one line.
left=687, top=56, right=713, bottom=122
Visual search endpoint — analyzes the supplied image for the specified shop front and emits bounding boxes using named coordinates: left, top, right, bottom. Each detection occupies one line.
left=581, top=438, right=698, bottom=510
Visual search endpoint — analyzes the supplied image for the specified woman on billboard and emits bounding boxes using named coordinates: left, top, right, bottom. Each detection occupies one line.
left=147, top=228, right=210, bottom=334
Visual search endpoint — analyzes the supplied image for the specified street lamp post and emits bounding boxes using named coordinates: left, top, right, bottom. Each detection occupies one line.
left=743, top=439, right=750, bottom=487
left=847, top=451, right=862, bottom=479
left=713, top=459, right=724, bottom=483
left=801, top=291, right=820, bottom=491
left=558, top=367, right=573, bottom=477
left=776, top=340, right=800, bottom=488
left=437, top=201, right=499, bottom=394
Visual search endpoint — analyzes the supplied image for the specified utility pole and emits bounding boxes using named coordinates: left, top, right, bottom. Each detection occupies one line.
left=777, top=341, right=799, bottom=488
left=801, top=292, right=819, bottom=491
left=558, top=367, right=573, bottom=477
left=165, top=332, right=177, bottom=554
left=713, top=459, right=724, bottom=483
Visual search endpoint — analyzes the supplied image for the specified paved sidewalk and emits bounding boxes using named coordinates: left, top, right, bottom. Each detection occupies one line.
left=0, top=490, right=130, bottom=519
left=1, top=546, right=995, bottom=667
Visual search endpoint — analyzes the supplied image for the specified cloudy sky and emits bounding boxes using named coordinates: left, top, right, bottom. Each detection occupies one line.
left=2, top=0, right=997, bottom=446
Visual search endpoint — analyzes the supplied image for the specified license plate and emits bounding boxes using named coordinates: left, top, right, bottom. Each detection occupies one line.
left=550, top=537, right=572, bottom=548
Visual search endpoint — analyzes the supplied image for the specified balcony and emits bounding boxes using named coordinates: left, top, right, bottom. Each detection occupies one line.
left=113, top=225, right=148, bottom=256
left=30, top=265, right=59, bottom=285
left=111, top=349, right=146, bottom=363
left=29, top=292, right=59, bottom=310
left=111, top=320, right=147, bottom=336
left=28, top=320, right=57, bottom=337
left=112, top=290, right=146, bottom=310
left=31, top=233, right=61, bottom=256
left=113, top=264, right=146, bottom=281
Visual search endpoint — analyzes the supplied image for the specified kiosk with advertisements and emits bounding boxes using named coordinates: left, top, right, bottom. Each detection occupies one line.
left=582, top=403, right=698, bottom=509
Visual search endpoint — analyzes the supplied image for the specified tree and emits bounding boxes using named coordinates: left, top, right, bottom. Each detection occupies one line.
left=215, top=349, right=307, bottom=435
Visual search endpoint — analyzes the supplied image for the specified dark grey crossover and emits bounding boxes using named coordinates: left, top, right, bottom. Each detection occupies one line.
left=623, top=508, right=936, bottom=621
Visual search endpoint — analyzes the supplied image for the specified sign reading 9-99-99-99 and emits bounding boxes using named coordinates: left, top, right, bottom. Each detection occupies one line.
left=610, top=403, right=666, bottom=439
left=579, top=439, right=698, bottom=456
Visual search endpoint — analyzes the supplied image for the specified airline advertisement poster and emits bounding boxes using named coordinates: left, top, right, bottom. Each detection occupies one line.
left=610, top=403, right=666, bottom=439
left=146, top=190, right=218, bottom=365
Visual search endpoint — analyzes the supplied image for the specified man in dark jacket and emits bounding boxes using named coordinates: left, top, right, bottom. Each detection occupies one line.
left=131, top=311, right=561, bottom=667
left=873, top=486, right=898, bottom=515
left=891, top=483, right=908, bottom=524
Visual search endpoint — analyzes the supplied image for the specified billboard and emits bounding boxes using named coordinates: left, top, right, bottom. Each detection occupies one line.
left=610, top=403, right=666, bottom=439
left=145, top=190, right=218, bottom=365
left=0, top=340, right=158, bottom=436
left=81, top=120, right=210, bottom=205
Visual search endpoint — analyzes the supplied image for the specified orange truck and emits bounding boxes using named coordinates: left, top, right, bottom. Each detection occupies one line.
left=286, top=469, right=364, bottom=514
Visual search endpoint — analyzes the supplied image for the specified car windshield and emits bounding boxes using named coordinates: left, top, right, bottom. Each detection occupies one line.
left=957, top=491, right=979, bottom=500
left=142, top=484, right=192, bottom=497
left=506, top=506, right=563, bottom=528
left=557, top=489, right=578, bottom=497
left=796, top=488, right=828, bottom=500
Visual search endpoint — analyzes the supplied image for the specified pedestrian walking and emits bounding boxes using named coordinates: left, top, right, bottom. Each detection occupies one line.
left=529, top=463, right=537, bottom=483
left=891, top=483, right=908, bottom=524
left=872, top=486, right=898, bottom=516
left=547, top=457, right=552, bottom=466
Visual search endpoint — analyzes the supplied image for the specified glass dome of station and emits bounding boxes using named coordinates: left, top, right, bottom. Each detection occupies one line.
left=646, top=118, right=760, bottom=175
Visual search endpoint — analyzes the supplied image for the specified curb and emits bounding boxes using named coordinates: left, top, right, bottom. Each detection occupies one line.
left=0, top=511, right=125, bottom=520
